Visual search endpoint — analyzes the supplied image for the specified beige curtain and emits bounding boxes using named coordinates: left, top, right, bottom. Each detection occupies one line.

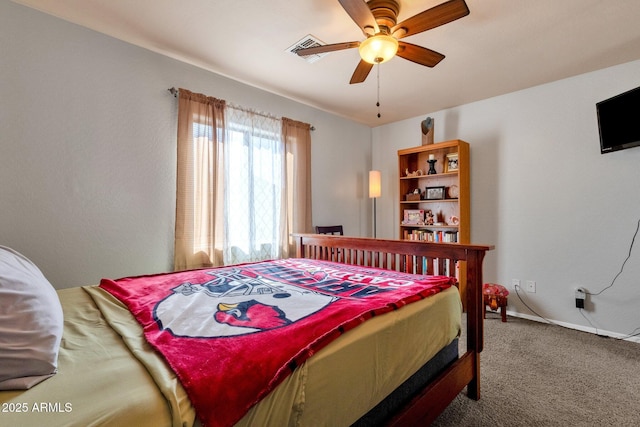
left=173, top=91, right=312, bottom=270
left=282, top=117, right=313, bottom=257
left=174, top=89, right=225, bottom=270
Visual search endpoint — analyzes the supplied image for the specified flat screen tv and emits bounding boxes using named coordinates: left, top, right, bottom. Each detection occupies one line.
left=596, top=85, right=640, bottom=154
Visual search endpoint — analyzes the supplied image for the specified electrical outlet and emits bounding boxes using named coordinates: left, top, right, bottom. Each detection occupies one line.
left=575, top=288, right=586, bottom=309
left=512, top=279, right=520, bottom=290
left=525, top=280, right=536, bottom=293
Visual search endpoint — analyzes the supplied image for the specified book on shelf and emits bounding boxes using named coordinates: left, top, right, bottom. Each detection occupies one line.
left=403, top=229, right=459, bottom=243
left=417, top=255, right=460, bottom=280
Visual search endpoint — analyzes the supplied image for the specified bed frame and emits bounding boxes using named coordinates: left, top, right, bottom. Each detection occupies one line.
left=294, top=234, right=493, bottom=426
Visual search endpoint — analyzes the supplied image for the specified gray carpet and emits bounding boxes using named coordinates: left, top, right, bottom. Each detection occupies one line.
left=431, top=312, right=640, bottom=426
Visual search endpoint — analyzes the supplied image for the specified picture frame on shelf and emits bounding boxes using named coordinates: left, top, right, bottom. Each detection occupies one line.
left=445, top=152, right=459, bottom=173
left=403, top=209, right=424, bottom=225
left=425, top=186, right=446, bottom=200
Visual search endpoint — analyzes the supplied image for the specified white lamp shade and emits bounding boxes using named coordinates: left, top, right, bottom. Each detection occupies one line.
left=358, top=35, right=398, bottom=64
left=369, top=170, right=381, bottom=198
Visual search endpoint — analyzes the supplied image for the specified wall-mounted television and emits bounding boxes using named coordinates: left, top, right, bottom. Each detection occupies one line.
left=596, top=85, right=640, bottom=154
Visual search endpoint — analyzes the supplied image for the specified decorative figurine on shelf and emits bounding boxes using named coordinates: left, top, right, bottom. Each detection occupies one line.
left=427, top=153, right=437, bottom=175
left=426, top=210, right=435, bottom=225
left=405, top=188, right=422, bottom=201
left=405, top=168, right=424, bottom=177
left=421, top=117, right=434, bottom=145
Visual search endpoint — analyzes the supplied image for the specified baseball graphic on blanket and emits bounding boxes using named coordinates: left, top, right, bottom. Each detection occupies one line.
left=153, top=268, right=336, bottom=338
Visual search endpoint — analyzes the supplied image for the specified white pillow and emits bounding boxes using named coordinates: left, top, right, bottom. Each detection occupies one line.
left=0, top=246, right=64, bottom=390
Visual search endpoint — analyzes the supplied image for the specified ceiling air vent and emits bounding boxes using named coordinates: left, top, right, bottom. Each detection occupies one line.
left=287, top=35, right=328, bottom=64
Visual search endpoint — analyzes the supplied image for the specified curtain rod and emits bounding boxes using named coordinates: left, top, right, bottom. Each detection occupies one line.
left=167, top=87, right=315, bottom=131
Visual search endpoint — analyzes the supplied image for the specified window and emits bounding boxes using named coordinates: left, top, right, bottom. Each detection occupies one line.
left=174, top=88, right=311, bottom=271
left=223, top=111, right=284, bottom=264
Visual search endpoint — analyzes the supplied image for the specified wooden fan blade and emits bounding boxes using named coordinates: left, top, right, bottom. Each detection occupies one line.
left=392, top=0, right=469, bottom=39
left=296, top=41, right=360, bottom=56
left=350, top=60, right=374, bottom=84
left=339, top=0, right=379, bottom=35
left=397, top=42, right=445, bottom=67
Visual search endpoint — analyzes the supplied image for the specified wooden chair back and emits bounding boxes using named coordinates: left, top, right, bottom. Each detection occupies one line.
left=315, top=225, right=344, bottom=235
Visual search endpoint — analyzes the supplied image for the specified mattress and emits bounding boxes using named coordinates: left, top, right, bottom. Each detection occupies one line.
left=0, top=284, right=461, bottom=427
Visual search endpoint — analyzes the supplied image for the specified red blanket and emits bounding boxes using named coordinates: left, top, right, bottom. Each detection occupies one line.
left=99, top=258, right=454, bottom=427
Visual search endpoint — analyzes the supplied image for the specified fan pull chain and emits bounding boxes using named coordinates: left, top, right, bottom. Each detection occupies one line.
left=376, top=61, right=381, bottom=118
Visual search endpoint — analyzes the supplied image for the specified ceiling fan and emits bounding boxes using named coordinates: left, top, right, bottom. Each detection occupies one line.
left=296, top=0, right=470, bottom=84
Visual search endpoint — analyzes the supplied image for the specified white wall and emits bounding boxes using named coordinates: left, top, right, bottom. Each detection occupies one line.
left=373, top=60, right=640, bottom=339
left=0, top=1, right=371, bottom=288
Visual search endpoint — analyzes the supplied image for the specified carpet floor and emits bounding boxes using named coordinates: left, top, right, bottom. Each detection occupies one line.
left=431, top=312, right=640, bottom=426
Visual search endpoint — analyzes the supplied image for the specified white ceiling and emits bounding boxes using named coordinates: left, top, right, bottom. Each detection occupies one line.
left=12, top=0, right=640, bottom=127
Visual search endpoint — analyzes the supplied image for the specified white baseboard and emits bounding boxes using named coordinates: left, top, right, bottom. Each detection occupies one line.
left=504, top=310, right=640, bottom=344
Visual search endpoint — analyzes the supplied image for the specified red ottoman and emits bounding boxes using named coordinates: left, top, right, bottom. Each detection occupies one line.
left=483, top=283, right=509, bottom=322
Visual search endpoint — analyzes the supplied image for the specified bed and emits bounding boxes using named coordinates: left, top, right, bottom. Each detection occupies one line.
left=0, top=235, right=492, bottom=426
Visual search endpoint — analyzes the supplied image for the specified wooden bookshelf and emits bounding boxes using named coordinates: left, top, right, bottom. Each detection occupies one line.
left=398, top=140, right=470, bottom=307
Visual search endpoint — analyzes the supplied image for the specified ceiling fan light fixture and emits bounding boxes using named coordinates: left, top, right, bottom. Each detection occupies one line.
left=358, top=34, right=398, bottom=64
